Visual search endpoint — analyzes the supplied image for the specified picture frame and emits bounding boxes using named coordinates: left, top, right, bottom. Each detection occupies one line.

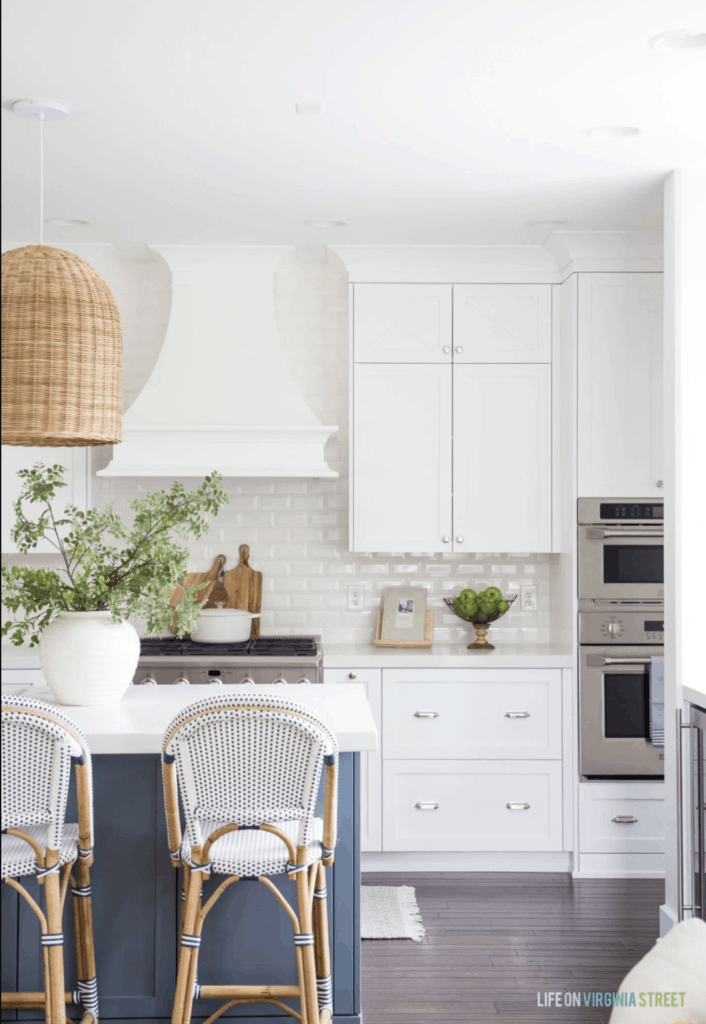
left=379, top=586, right=428, bottom=643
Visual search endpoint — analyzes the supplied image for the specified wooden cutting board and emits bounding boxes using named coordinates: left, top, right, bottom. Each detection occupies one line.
left=168, top=553, right=226, bottom=635
left=222, top=544, right=263, bottom=639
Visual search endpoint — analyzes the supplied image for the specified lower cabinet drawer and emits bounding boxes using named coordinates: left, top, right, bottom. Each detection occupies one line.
left=382, top=760, right=563, bottom=852
left=579, top=783, right=665, bottom=854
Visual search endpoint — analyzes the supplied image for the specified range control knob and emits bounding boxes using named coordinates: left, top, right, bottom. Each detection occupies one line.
left=606, top=621, right=622, bottom=636
left=238, top=675, right=255, bottom=686
left=294, top=676, right=312, bottom=685
left=138, top=674, right=157, bottom=686
left=272, top=674, right=287, bottom=685
left=174, top=675, right=191, bottom=686
left=208, top=676, right=224, bottom=685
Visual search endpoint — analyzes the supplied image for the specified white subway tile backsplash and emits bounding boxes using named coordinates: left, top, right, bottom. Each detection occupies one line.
left=64, top=245, right=558, bottom=647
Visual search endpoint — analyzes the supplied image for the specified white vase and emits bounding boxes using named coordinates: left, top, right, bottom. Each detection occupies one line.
left=39, top=611, right=140, bottom=706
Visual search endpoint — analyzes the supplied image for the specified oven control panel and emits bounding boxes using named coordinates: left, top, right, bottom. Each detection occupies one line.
left=579, top=611, right=664, bottom=645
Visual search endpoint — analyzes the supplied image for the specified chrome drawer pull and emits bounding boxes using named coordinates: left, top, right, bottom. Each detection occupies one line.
left=414, top=710, right=439, bottom=718
left=506, top=802, right=530, bottom=811
left=415, top=802, right=439, bottom=810
left=504, top=711, right=530, bottom=718
left=612, top=815, right=638, bottom=824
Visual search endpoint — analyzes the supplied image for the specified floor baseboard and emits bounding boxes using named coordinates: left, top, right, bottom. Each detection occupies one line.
left=361, top=851, right=572, bottom=872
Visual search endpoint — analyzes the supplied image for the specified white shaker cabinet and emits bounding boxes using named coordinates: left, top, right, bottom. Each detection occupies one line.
left=323, top=669, right=382, bottom=852
left=353, top=284, right=453, bottom=363
left=453, top=284, right=552, bottom=363
left=1, top=446, right=90, bottom=553
left=453, top=364, right=552, bottom=552
left=577, top=273, right=664, bottom=498
left=351, top=364, right=452, bottom=552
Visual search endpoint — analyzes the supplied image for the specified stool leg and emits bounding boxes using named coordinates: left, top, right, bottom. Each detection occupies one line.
left=295, top=851, right=319, bottom=1024
left=171, top=857, right=203, bottom=1024
left=43, top=853, right=66, bottom=1024
left=73, top=858, right=99, bottom=1022
left=312, top=862, right=332, bottom=1024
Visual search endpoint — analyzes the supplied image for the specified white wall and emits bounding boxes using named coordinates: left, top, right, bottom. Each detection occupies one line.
left=662, top=169, right=706, bottom=933
left=3, top=243, right=557, bottom=645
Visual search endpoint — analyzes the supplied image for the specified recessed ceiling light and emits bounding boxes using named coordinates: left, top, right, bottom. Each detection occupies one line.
left=44, top=218, right=90, bottom=227
left=649, top=29, right=706, bottom=50
left=296, top=103, right=324, bottom=116
left=586, top=126, right=642, bottom=140
left=303, top=220, right=348, bottom=228
left=525, top=220, right=566, bottom=227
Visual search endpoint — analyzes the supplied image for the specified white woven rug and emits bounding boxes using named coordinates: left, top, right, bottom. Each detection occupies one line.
left=360, top=885, right=425, bottom=942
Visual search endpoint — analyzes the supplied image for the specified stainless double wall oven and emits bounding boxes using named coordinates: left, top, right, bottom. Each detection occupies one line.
left=578, top=499, right=664, bottom=778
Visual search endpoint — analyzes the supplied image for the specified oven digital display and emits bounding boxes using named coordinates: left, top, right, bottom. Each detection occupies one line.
left=603, top=545, right=664, bottom=585
left=599, top=503, right=664, bottom=520
left=644, top=621, right=664, bottom=633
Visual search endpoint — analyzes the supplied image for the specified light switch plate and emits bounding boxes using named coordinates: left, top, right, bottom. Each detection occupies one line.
left=521, top=585, right=538, bottom=612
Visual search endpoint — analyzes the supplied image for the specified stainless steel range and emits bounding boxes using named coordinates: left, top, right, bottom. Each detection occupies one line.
left=132, top=635, right=323, bottom=686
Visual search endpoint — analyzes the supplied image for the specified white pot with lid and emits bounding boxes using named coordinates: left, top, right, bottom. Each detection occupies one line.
left=191, top=608, right=261, bottom=643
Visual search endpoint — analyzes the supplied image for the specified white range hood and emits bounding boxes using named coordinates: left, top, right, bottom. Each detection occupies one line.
left=98, top=246, right=338, bottom=478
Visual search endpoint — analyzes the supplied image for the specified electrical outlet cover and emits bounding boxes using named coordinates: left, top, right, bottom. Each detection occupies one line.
left=347, top=584, right=364, bottom=611
left=521, top=585, right=538, bottom=612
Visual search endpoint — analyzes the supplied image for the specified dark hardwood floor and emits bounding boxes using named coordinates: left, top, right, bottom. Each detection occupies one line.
left=361, top=872, right=664, bottom=1024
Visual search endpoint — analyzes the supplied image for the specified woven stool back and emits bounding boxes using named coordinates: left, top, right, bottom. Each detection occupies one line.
left=163, top=693, right=338, bottom=850
left=1, top=695, right=93, bottom=852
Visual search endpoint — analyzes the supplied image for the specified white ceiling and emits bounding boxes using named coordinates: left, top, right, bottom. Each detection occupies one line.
left=2, top=0, right=705, bottom=246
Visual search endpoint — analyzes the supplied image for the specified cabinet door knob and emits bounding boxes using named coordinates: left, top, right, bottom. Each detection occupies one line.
left=456, top=536, right=464, bottom=543
left=414, top=710, right=439, bottom=718
left=504, top=711, right=530, bottom=718
left=455, top=346, right=463, bottom=353
left=656, top=480, right=664, bottom=488
left=415, top=802, right=439, bottom=810
left=611, top=815, right=638, bottom=824
left=348, top=672, right=357, bottom=679
left=442, top=346, right=451, bottom=354
left=506, top=802, right=530, bottom=811
left=442, top=536, right=450, bottom=544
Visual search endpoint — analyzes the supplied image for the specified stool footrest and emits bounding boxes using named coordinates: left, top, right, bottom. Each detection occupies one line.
left=1, top=990, right=73, bottom=1008
left=197, top=984, right=300, bottom=999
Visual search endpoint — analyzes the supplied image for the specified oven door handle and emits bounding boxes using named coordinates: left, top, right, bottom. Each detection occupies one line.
left=585, top=528, right=664, bottom=539
left=586, top=655, right=653, bottom=667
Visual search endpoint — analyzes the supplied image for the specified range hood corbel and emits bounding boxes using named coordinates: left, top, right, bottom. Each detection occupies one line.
left=97, top=246, right=338, bottom=478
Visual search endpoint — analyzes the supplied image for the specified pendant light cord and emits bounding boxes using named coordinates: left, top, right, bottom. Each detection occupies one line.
left=39, top=112, right=44, bottom=245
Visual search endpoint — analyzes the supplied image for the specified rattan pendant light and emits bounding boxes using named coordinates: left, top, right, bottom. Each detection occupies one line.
left=1, top=99, right=122, bottom=446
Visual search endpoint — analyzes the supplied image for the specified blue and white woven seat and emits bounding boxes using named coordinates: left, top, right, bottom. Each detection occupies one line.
left=1, top=694, right=99, bottom=1024
left=180, top=816, right=325, bottom=877
left=1, top=823, right=81, bottom=880
left=162, top=691, right=339, bottom=1024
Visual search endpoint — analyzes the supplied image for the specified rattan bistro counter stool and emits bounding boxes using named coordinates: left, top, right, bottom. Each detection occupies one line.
left=161, top=692, right=339, bottom=1024
left=1, top=695, right=99, bottom=1024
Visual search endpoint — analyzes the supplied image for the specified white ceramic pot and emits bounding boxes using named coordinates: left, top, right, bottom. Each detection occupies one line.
left=39, top=611, right=140, bottom=706
left=190, top=608, right=261, bottom=644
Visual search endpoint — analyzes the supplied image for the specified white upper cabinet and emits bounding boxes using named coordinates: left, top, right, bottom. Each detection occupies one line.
left=1, top=447, right=90, bottom=553
left=352, top=364, right=452, bottom=552
left=353, top=284, right=452, bottom=363
left=453, top=365, right=552, bottom=552
left=577, top=273, right=663, bottom=498
left=453, top=284, right=552, bottom=363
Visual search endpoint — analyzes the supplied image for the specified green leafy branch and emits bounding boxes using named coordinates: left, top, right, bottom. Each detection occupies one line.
left=1, top=464, right=229, bottom=647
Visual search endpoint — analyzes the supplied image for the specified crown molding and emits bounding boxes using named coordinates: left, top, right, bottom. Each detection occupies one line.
left=329, top=244, right=560, bottom=283
left=543, top=231, right=663, bottom=276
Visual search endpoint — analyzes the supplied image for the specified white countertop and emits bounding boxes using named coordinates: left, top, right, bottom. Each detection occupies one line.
left=3, top=641, right=574, bottom=672
left=323, top=642, right=573, bottom=668
left=683, top=679, right=706, bottom=710
left=3, top=685, right=378, bottom=755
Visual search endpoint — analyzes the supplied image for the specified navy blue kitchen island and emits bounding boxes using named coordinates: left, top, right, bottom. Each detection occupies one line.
left=1, top=686, right=374, bottom=1023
